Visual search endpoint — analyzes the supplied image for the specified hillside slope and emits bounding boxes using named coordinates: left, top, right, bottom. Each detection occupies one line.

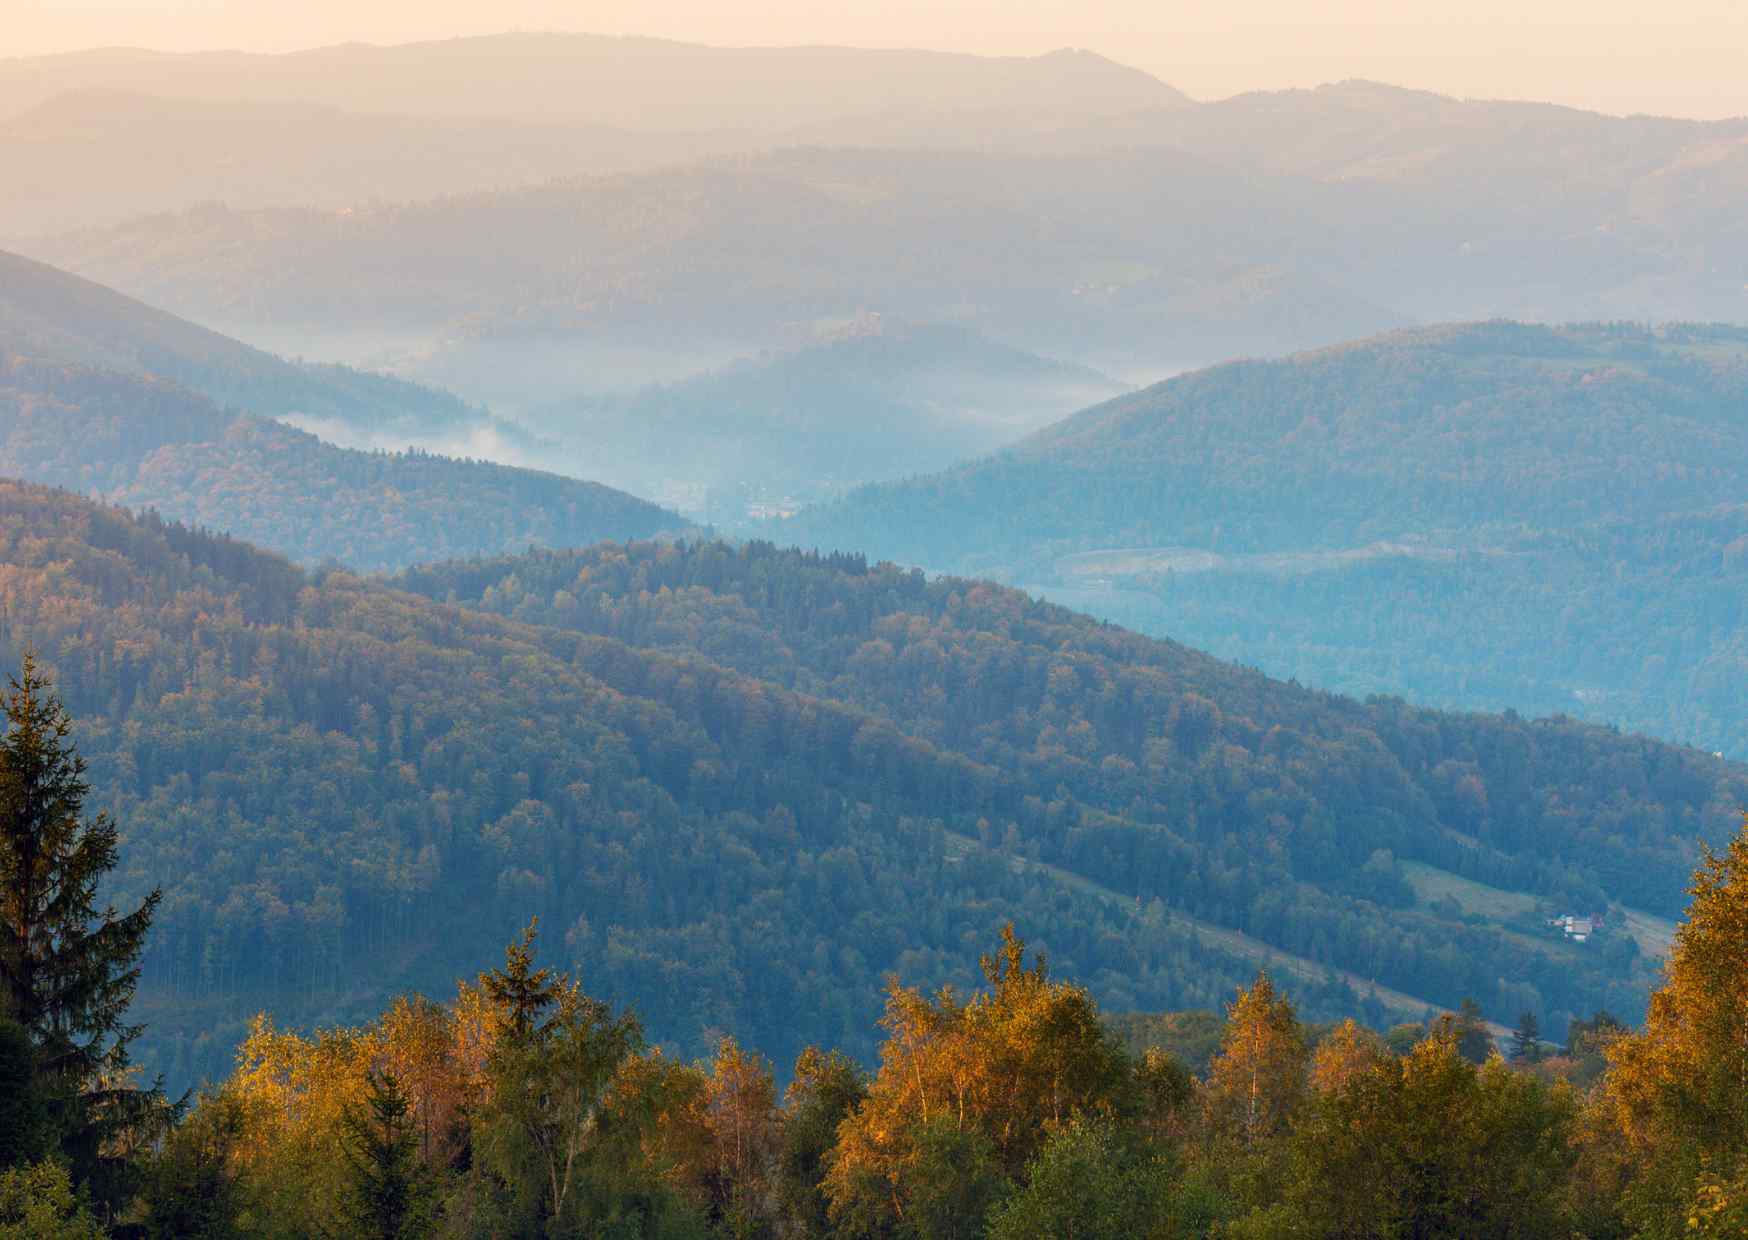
left=394, top=541, right=1748, bottom=1034
left=788, top=321, right=1748, bottom=755
left=0, top=356, right=685, bottom=569
left=0, top=247, right=512, bottom=445
left=526, top=320, right=1126, bottom=511
left=794, top=322, right=1748, bottom=560
left=7, top=492, right=1742, bottom=1091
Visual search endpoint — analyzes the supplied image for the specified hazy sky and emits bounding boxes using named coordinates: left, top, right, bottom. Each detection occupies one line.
left=13, top=0, right=1748, bottom=119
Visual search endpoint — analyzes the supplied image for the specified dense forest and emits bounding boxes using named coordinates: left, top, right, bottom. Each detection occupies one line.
left=2, top=482, right=1739, bottom=1093
left=10, top=724, right=1748, bottom=1240
left=788, top=322, right=1748, bottom=757
left=0, top=357, right=687, bottom=570
left=793, top=322, right=1748, bottom=565
left=1049, top=502, right=1748, bottom=757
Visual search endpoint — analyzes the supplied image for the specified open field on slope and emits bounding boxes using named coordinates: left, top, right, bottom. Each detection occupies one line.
left=1401, top=860, right=1541, bottom=921
left=943, top=831, right=1512, bottom=1038
left=1403, top=860, right=1678, bottom=963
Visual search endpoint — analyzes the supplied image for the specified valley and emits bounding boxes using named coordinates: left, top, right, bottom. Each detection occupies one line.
left=2, top=26, right=1747, bottom=1235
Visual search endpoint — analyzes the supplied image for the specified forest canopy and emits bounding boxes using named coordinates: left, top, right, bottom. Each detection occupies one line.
left=0, top=482, right=1735, bottom=1093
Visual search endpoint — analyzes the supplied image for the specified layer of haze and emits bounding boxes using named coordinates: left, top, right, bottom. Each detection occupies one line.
left=11, top=0, right=1748, bottom=119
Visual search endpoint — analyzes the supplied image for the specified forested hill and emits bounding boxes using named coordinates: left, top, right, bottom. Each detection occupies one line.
left=790, top=321, right=1748, bottom=566
left=0, top=247, right=503, bottom=442
left=0, top=355, right=686, bottom=569
left=783, top=322, right=1748, bottom=759
left=12, top=489, right=1743, bottom=1093
left=399, top=539, right=1744, bottom=925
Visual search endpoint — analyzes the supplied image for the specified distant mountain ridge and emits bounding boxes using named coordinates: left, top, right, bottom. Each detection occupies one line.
left=16, top=58, right=1748, bottom=383
left=521, top=320, right=1128, bottom=508
left=0, top=35, right=1189, bottom=131
left=17, top=146, right=1409, bottom=392
left=0, top=90, right=743, bottom=237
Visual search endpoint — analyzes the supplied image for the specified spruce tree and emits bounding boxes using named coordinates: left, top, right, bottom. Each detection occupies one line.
left=338, top=1071, right=434, bottom=1240
left=1510, top=1010, right=1543, bottom=1063
left=0, top=1018, right=48, bottom=1169
left=0, top=656, right=163, bottom=1181
left=481, top=918, right=559, bottom=1043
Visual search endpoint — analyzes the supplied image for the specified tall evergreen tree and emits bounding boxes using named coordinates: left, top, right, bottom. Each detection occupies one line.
left=0, top=1019, right=48, bottom=1170
left=1435, top=997, right=1495, bottom=1065
left=1511, top=1010, right=1544, bottom=1063
left=481, top=918, right=559, bottom=1044
left=0, top=656, right=163, bottom=1188
left=338, top=1071, right=435, bottom=1240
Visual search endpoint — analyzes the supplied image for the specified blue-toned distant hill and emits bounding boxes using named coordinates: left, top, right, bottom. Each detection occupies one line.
left=0, top=354, right=686, bottom=570
left=787, top=321, right=1748, bottom=757
left=0, top=247, right=517, bottom=446
left=527, top=320, right=1127, bottom=506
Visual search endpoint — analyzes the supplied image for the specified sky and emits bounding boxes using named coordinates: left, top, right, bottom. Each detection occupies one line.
left=11, top=0, right=1748, bottom=119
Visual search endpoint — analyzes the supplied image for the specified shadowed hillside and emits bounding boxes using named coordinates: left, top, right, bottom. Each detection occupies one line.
left=0, top=356, right=685, bottom=569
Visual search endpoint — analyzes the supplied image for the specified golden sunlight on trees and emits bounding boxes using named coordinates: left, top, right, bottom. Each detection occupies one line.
left=823, top=924, right=1131, bottom=1234
left=1603, top=812, right=1748, bottom=1231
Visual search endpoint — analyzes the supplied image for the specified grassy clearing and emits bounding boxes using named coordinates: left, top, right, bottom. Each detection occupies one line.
left=1403, top=859, right=1677, bottom=963
left=1400, top=861, right=1540, bottom=921
left=1618, top=907, right=1678, bottom=961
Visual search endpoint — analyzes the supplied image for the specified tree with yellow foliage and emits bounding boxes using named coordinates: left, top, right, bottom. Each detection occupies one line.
left=1307, top=1018, right=1388, bottom=1097
left=698, top=1038, right=781, bottom=1238
left=1603, top=812, right=1748, bottom=1237
left=824, top=924, right=1130, bottom=1238
left=1202, top=973, right=1307, bottom=1150
left=225, top=1016, right=385, bottom=1236
left=1240, top=1029, right=1578, bottom=1238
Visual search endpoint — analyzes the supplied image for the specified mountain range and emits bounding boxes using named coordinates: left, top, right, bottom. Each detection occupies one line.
left=14, top=146, right=1406, bottom=403
left=8, top=42, right=1748, bottom=404
left=6, top=29, right=1748, bottom=1123
left=0, top=37, right=1185, bottom=132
